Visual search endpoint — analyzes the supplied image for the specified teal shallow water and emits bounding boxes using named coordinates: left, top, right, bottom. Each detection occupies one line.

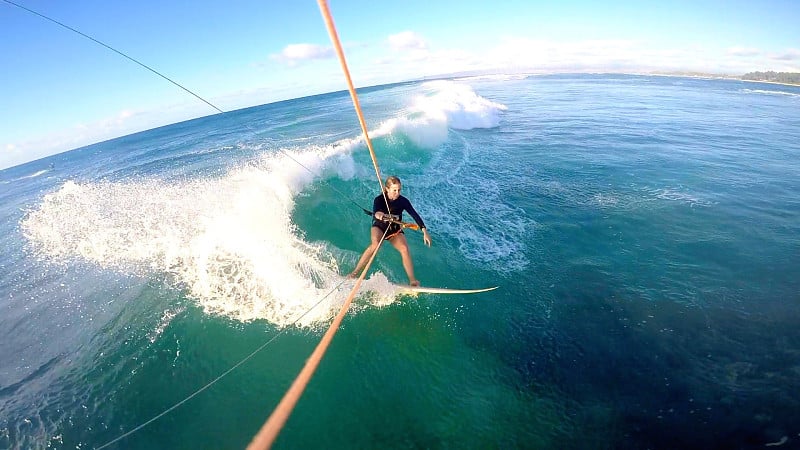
left=1, top=74, right=799, bottom=449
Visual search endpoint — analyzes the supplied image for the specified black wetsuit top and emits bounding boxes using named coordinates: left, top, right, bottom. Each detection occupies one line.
left=372, top=194, right=426, bottom=237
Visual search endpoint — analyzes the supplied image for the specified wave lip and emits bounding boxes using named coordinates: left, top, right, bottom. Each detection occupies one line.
left=416, top=80, right=508, bottom=130
left=366, top=80, right=508, bottom=151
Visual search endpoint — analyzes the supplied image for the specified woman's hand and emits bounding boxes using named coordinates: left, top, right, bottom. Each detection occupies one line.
left=422, top=228, right=432, bottom=247
left=375, top=211, right=385, bottom=221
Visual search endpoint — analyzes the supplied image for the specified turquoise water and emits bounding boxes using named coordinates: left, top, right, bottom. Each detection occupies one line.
left=1, top=74, right=799, bottom=449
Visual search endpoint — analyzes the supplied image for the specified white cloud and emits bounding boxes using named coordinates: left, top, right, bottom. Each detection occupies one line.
left=388, top=31, right=428, bottom=51
left=271, top=43, right=334, bottom=66
left=377, top=34, right=790, bottom=79
left=481, top=38, right=644, bottom=72
left=7, top=27, right=799, bottom=171
left=382, top=36, right=797, bottom=76
left=772, top=48, right=800, bottom=61
left=728, top=46, right=760, bottom=57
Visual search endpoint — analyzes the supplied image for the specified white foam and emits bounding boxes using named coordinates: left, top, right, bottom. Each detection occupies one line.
left=649, top=187, right=713, bottom=207
left=147, top=306, right=185, bottom=343
left=415, top=136, right=534, bottom=274
left=20, top=145, right=360, bottom=326
left=415, top=80, right=508, bottom=130
left=360, top=81, right=508, bottom=151
left=740, top=88, right=800, bottom=98
left=6, top=169, right=49, bottom=184
left=435, top=182, right=534, bottom=273
left=24, top=169, right=49, bottom=179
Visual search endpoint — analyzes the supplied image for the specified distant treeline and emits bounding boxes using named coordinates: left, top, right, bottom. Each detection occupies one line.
left=741, top=71, right=800, bottom=84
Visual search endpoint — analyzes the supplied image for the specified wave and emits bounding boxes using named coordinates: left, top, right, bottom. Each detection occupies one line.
left=416, top=80, right=507, bottom=130
left=20, top=82, right=508, bottom=325
left=740, top=88, right=800, bottom=98
left=367, top=80, right=507, bottom=149
left=21, top=161, right=350, bottom=327
left=24, top=169, right=50, bottom=179
left=4, top=169, right=50, bottom=184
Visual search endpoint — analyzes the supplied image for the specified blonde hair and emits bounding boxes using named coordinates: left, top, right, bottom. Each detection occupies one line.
left=384, top=175, right=402, bottom=190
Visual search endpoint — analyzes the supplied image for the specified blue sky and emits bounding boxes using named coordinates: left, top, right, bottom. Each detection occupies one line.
left=2, top=0, right=798, bottom=169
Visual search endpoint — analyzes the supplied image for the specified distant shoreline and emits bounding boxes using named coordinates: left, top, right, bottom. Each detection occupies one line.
left=443, top=71, right=800, bottom=88
left=646, top=72, right=800, bottom=87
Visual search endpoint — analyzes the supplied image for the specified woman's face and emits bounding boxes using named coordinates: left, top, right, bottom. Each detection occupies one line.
left=386, top=183, right=401, bottom=200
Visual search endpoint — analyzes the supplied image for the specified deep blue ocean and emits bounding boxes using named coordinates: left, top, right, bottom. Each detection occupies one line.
left=1, top=74, right=799, bottom=449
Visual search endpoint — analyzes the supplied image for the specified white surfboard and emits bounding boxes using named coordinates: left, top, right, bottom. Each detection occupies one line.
left=395, top=285, right=499, bottom=295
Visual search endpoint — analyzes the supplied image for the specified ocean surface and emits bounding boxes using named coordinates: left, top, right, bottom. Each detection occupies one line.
left=1, top=74, right=799, bottom=449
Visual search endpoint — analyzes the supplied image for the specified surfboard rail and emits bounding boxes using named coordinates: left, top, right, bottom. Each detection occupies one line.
left=395, top=285, right=499, bottom=294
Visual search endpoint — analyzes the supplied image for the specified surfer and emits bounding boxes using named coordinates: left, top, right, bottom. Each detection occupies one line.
left=349, top=176, right=431, bottom=286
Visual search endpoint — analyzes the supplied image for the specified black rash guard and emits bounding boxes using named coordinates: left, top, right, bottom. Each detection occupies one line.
left=372, top=193, right=426, bottom=236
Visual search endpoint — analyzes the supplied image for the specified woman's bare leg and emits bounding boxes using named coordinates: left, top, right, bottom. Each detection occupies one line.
left=389, top=233, right=419, bottom=286
left=348, top=227, right=384, bottom=278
